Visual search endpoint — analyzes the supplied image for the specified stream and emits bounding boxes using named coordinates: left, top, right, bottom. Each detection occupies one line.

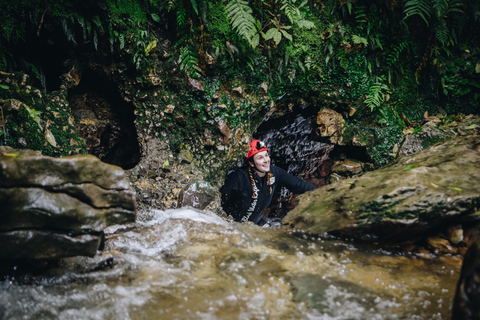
left=0, top=208, right=460, bottom=319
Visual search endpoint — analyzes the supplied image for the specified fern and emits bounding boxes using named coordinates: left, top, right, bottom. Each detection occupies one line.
left=352, top=35, right=368, bottom=46
left=435, top=19, right=449, bottom=45
left=365, top=78, right=389, bottom=112
left=433, top=0, right=448, bottom=18
left=280, top=0, right=315, bottom=29
left=75, top=15, right=88, bottom=41
left=177, top=5, right=188, bottom=28
left=403, top=0, right=432, bottom=26
left=162, top=0, right=177, bottom=11
left=225, top=0, right=258, bottom=46
left=180, top=45, right=202, bottom=78
left=384, top=41, right=409, bottom=83
left=280, top=0, right=299, bottom=25
left=433, top=0, right=464, bottom=45
left=92, top=16, right=103, bottom=33
left=62, top=18, right=76, bottom=44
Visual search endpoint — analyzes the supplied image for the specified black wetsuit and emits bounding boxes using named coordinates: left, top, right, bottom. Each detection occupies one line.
left=220, top=165, right=316, bottom=226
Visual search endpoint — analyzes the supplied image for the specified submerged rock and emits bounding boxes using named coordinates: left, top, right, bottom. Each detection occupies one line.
left=0, top=147, right=136, bottom=260
left=283, top=135, right=480, bottom=242
left=177, top=179, right=218, bottom=210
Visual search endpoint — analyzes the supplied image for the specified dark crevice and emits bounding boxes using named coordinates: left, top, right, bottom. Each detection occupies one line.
left=253, top=102, right=370, bottom=218
left=68, top=69, right=140, bottom=169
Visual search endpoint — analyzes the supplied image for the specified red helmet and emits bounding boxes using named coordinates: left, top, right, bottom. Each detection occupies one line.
left=246, top=139, right=269, bottom=160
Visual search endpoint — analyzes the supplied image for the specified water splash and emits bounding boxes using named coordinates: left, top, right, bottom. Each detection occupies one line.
left=0, top=208, right=459, bottom=320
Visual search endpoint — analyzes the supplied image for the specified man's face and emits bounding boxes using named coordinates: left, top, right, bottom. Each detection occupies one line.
left=251, top=150, right=270, bottom=173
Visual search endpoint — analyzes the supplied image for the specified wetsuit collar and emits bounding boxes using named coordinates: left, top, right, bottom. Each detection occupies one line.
left=252, top=163, right=268, bottom=177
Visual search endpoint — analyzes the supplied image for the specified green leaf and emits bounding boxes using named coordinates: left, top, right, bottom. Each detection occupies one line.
left=225, top=0, right=258, bottom=46
left=151, top=14, right=161, bottom=23
left=273, top=31, right=282, bottom=45
left=297, top=19, right=315, bottom=29
left=280, top=29, right=293, bottom=41
left=190, top=0, right=199, bottom=15
left=145, top=40, right=157, bottom=56
left=264, top=28, right=277, bottom=40
left=251, top=33, right=260, bottom=48
left=1, top=152, right=19, bottom=158
left=403, top=0, right=432, bottom=26
left=365, top=77, right=389, bottom=111
left=352, top=34, right=368, bottom=46
left=465, top=124, right=480, bottom=130
left=23, top=105, right=43, bottom=129
left=162, top=160, right=170, bottom=168
left=446, top=186, right=462, bottom=192
left=402, top=165, right=417, bottom=171
left=0, top=84, right=9, bottom=90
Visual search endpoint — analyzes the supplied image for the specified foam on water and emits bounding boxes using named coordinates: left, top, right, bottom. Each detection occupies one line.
left=0, top=207, right=459, bottom=320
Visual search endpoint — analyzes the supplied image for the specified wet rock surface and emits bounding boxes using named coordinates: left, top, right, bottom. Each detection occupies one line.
left=284, top=134, right=480, bottom=245
left=397, top=114, right=480, bottom=157
left=177, top=179, right=219, bottom=210
left=452, top=232, right=480, bottom=320
left=0, top=147, right=136, bottom=260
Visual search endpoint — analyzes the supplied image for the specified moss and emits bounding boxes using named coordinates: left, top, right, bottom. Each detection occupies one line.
left=358, top=200, right=416, bottom=224
left=1, top=73, right=86, bottom=156
left=421, top=135, right=451, bottom=149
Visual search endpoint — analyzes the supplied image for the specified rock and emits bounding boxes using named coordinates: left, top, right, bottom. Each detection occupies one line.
left=2, top=99, right=23, bottom=111
left=145, top=74, right=162, bottom=86
left=260, top=82, right=268, bottom=93
left=205, top=52, right=216, bottom=65
left=426, top=236, right=457, bottom=254
left=165, top=104, right=175, bottom=113
left=175, top=114, right=186, bottom=125
left=217, top=119, right=232, bottom=144
left=188, top=78, right=204, bottom=91
left=315, top=108, right=345, bottom=145
left=0, top=231, right=102, bottom=260
left=0, top=147, right=136, bottom=260
left=447, top=224, right=464, bottom=245
left=232, top=86, right=243, bottom=96
left=283, top=135, right=480, bottom=242
left=332, top=159, right=363, bottom=177
left=178, top=149, right=194, bottom=164
left=177, top=180, right=218, bottom=210
left=452, top=234, right=480, bottom=320
left=398, top=126, right=451, bottom=157
left=60, top=66, right=81, bottom=87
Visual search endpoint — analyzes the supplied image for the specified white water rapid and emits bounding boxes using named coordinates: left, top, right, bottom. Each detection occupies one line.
left=0, top=208, right=459, bottom=319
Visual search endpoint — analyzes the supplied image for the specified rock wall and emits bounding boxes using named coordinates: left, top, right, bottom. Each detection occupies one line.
left=0, top=146, right=136, bottom=260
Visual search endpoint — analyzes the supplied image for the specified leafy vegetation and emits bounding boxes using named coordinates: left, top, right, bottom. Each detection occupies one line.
left=0, top=0, right=479, bottom=166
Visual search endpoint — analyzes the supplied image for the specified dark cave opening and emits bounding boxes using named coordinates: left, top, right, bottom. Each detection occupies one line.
left=68, top=69, right=140, bottom=169
left=253, top=102, right=370, bottom=219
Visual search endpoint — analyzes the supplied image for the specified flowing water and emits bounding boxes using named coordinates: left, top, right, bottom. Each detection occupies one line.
left=0, top=208, right=460, bottom=319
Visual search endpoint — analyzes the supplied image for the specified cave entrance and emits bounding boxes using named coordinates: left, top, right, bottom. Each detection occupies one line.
left=68, top=70, right=140, bottom=169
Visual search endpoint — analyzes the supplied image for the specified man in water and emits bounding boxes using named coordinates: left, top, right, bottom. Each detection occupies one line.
left=220, top=139, right=316, bottom=227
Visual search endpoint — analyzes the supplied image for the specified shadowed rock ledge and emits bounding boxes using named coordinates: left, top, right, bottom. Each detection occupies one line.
left=0, top=146, right=136, bottom=260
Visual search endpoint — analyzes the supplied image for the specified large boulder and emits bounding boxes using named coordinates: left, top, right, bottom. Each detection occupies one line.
left=0, top=147, right=136, bottom=260
left=452, top=232, right=480, bottom=320
left=283, top=135, right=480, bottom=242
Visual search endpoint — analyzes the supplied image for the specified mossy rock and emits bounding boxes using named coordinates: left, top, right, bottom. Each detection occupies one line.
left=283, top=135, right=480, bottom=242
